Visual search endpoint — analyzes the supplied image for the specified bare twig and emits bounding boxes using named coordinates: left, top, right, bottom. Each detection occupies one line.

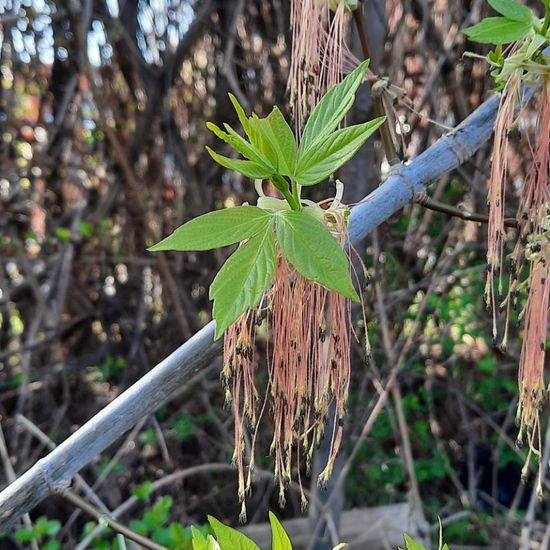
left=414, top=192, right=518, bottom=228
left=371, top=228, right=427, bottom=534
left=62, top=490, right=167, bottom=550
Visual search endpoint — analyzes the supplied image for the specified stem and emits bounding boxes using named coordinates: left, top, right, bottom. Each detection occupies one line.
left=352, top=8, right=400, bottom=166
left=272, top=174, right=301, bottom=210
left=291, top=179, right=301, bottom=208
left=61, top=490, right=167, bottom=550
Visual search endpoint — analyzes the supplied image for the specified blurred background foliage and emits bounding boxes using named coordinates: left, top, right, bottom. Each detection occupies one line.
left=0, top=0, right=548, bottom=548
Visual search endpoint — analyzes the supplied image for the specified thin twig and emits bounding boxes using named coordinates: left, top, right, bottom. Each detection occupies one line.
left=372, top=229, right=427, bottom=529
left=414, top=192, right=518, bottom=228
left=15, top=415, right=110, bottom=514
left=61, top=490, right=167, bottom=550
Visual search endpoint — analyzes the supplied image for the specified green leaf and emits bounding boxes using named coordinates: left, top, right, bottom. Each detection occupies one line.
left=45, top=520, right=61, bottom=537
left=227, top=93, right=280, bottom=169
left=299, top=59, right=370, bottom=155
left=206, top=147, right=274, bottom=179
left=227, top=94, right=280, bottom=169
left=207, top=121, right=274, bottom=170
left=247, top=116, right=282, bottom=170
left=210, top=224, right=276, bottom=338
left=488, top=0, right=532, bottom=23
left=14, top=529, right=35, bottom=543
left=169, top=523, right=186, bottom=546
left=295, top=117, right=386, bottom=185
left=269, top=512, right=292, bottom=550
left=149, top=206, right=272, bottom=252
left=263, top=107, right=297, bottom=176
left=526, top=33, right=548, bottom=58
left=275, top=210, right=359, bottom=301
left=191, top=526, right=208, bottom=550
left=208, top=516, right=260, bottom=550
left=229, top=93, right=252, bottom=135
left=55, top=227, right=71, bottom=243
left=129, top=519, right=149, bottom=536
left=132, top=480, right=153, bottom=501
left=463, top=17, right=531, bottom=44
left=402, top=534, right=429, bottom=550
left=437, top=517, right=450, bottom=550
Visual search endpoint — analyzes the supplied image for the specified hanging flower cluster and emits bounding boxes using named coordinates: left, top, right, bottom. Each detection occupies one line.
left=223, top=198, right=354, bottom=518
left=464, top=0, right=550, bottom=490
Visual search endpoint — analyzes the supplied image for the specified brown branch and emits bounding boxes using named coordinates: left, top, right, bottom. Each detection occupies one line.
left=414, top=192, right=518, bottom=229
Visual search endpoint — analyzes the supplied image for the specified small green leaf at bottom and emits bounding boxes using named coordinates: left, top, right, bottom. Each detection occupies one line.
left=269, top=512, right=292, bottom=550
left=208, top=516, right=260, bottom=550
left=210, top=224, right=276, bottom=339
left=191, top=526, right=207, bottom=550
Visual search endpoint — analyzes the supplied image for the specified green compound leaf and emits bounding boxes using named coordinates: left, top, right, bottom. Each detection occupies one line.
left=206, top=147, right=274, bottom=179
left=295, top=117, right=386, bottom=186
left=208, top=516, right=260, bottom=550
left=275, top=210, right=359, bottom=301
left=149, top=206, right=272, bottom=252
left=463, top=16, right=532, bottom=44
left=299, top=59, right=370, bottom=155
left=488, top=0, right=532, bottom=23
left=269, top=512, right=292, bottom=550
left=210, top=224, right=276, bottom=339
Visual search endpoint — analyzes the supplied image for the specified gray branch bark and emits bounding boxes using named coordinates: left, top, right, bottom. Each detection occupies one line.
left=0, top=91, right=500, bottom=529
